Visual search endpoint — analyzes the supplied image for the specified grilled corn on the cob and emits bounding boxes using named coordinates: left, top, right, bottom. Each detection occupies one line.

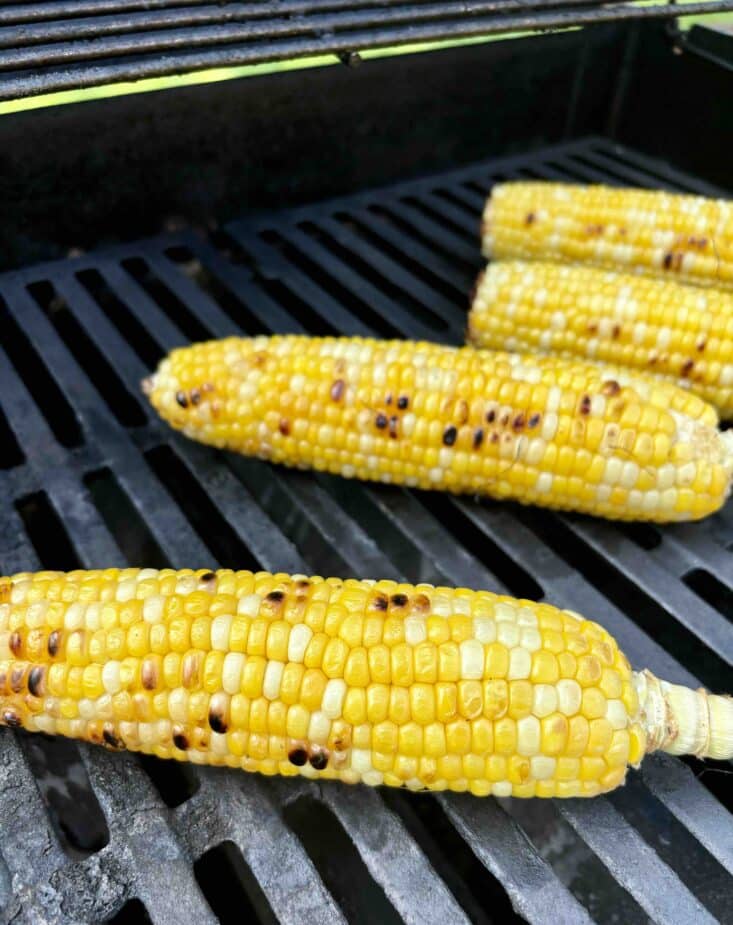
left=481, top=181, right=733, bottom=289
left=468, top=261, right=733, bottom=420
left=143, top=335, right=733, bottom=523
left=1, top=569, right=730, bottom=798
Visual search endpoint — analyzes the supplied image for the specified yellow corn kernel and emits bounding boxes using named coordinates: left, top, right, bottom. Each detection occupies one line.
left=581, top=688, right=607, bottom=719
left=508, top=680, right=533, bottom=719
left=391, top=643, right=414, bottom=686
left=438, top=642, right=460, bottom=681
left=343, top=688, right=367, bottom=725
left=530, top=650, right=560, bottom=685
left=344, top=648, right=369, bottom=687
left=494, top=717, right=517, bottom=755
left=576, top=655, right=603, bottom=687
left=446, top=720, right=471, bottom=755
left=410, top=683, right=436, bottom=725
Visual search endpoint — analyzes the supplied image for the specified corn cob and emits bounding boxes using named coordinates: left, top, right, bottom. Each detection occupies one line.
left=1, top=569, right=730, bottom=799
left=468, top=261, right=733, bottom=421
left=143, top=335, right=733, bottom=523
left=481, top=181, right=733, bottom=290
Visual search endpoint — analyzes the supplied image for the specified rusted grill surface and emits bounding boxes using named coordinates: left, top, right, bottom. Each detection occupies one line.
left=0, top=136, right=731, bottom=924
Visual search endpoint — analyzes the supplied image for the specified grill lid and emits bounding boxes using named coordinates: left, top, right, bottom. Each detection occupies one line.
left=0, top=136, right=731, bottom=924
left=2, top=0, right=733, bottom=101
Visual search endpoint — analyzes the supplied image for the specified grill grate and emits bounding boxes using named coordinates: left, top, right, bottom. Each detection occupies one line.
left=0, top=135, right=731, bottom=924
left=2, top=0, right=733, bottom=100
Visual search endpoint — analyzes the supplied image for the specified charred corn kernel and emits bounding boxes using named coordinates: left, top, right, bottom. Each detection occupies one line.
left=145, top=335, right=733, bottom=523
left=2, top=571, right=731, bottom=797
left=470, top=261, right=733, bottom=420
left=482, top=182, right=733, bottom=292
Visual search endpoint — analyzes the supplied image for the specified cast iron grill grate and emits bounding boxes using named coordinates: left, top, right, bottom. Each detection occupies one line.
left=3, top=0, right=733, bottom=100
left=0, top=136, right=731, bottom=925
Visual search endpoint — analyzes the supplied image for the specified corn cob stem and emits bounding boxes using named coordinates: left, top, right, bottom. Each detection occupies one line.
left=481, top=181, right=733, bottom=290
left=0, top=569, right=730, bottom=800
left=469, top=261, right=733, bottom=421
left=143, top=335, right=733, bottom=523
left=638, top=671, right=733, bottom=760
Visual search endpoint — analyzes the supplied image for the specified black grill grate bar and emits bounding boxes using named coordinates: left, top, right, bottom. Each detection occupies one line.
left=0, top=492, right=41, bottom=574
left=228, top=233, right=376, bottom=338
left=53, top=274, right=305, bottom=574
left=275, top=779, right=473, bottom=925
left=79, top=748, right=217, bottom=924
left=0, top=0, right=629, bottom=48
left=0, top=736, right=70, bottom=903
left=96, top=259, right=193, bottom=353
left=5, top=2, right=733, bottom=101
left=439, top=794, right=594, bottom=923
left=337, top=206, right=477, bottom=298
left=656, top=524, right=733, bottom=577
left=156, top=240, right=312, bottom=338
left=641, top=755, right=733, bottom=871
left=371, top=200, right=479, bottom=267
left=558, top=799, right=719, bottom=925
left=561, top=519, right=733, bottom=667
left=165, top=439, right=306, bottom=574
left=171, top=770, right=347, bottom=925
left=1, top=282, right=212, bottom=568
left=314, top=214, right=462, bottom=331
left=230, top=460, right=407, bottom=578
left=351, top=483, right=508, bottom=589
left=585, top=142, right=730, bottom=198
left=137, top=251, right=242, bottom=341
left=0, top=336, right=73, bottom=470
left=237, top=224, right=440, bottom=340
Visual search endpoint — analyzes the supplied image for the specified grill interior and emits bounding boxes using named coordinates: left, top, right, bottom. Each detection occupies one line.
left=0, top=134, right=731, bottom=924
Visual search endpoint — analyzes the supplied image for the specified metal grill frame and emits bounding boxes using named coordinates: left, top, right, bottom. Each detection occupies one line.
left=0, top=134, right=731, bottom=925
left=1, top=0, right=733, bottom=100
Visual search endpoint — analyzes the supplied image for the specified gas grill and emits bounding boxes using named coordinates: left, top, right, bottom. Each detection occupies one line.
left=1, top=4, right=732, bottom=924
